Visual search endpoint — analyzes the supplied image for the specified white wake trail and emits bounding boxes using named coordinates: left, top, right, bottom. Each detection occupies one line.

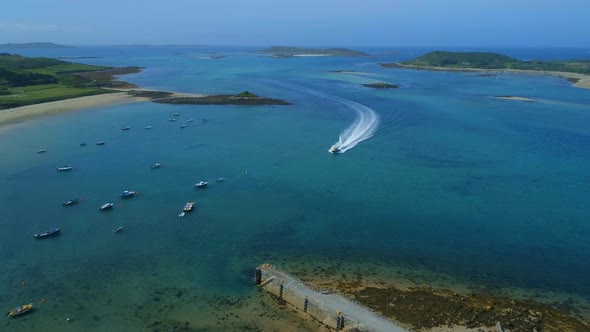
left=261, top=80, right=379, bottom=153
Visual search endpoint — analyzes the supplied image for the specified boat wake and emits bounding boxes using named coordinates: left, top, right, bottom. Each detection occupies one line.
left=263, top=80, right=379, bottom=153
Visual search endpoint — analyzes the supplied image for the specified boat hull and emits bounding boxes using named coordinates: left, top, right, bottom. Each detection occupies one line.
left=6, top=303, right=33, bottom=317
left=34, top=228, right=60, bottom=239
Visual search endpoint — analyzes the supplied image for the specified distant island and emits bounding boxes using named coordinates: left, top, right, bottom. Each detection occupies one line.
left=146, top=90, right=291, bottom=106
left=258, top=46, right=368, bottom=57
left=0, top=53, right=139, bottom=109
left=0, top=42, right=72, bottom=49
left=363, top=82, right=398, bottom=89
left=381, top=51, right=590, bottom=89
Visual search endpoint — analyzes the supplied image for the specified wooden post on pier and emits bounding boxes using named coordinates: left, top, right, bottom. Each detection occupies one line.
left=255, top=268, right=262, bottom=285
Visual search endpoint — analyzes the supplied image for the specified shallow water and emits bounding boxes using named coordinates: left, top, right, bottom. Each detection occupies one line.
left=1, top=46, right=590, bottom=330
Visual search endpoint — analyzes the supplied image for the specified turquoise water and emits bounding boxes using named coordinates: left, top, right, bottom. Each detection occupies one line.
left=1, top=46, right=590, bottom=330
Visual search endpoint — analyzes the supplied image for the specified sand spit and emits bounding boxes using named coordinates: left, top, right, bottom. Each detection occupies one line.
left=0, top=93, right=150, bottom=127
left=385, top=63, right=590, bottom=90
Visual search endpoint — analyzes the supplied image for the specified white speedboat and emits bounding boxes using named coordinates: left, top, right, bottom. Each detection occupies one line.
left=195, top=181, right=208, bottom=188
left=100, top=203, right=114, bottom=210
left=57, top=166, right=73, bottom=171
left=150, top=163, right=161, bottom=169
left=145, top=125, right=152, bottom=129
left=329, top=145, right=341, bottom=154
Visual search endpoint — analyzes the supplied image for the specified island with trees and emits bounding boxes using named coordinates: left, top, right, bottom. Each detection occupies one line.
left=381, top=51, right=590, bottom=89
left=258, top=46, right=368, bottom=57
left=148, top=90, right=291, bottom=106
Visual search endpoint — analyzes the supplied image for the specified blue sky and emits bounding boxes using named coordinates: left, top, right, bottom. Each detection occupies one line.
left=1, top=0, right=589, bottom=47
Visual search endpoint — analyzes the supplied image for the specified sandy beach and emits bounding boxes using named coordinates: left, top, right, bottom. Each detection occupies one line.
left=387, top=63, right=590, bottom=90
left=0, top=92, right=150, bottom=127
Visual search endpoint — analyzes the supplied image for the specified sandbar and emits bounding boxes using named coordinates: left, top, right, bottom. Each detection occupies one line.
left=0, top=92, right=150, bottom=127
left=384, top=63, right=590, bottom=90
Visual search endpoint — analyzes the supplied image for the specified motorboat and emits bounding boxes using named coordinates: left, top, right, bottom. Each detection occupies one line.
left=100, top=203, right=114, bottom=210
left=183, top=202, right=196, bottom=212
left=62, top=198, right=79, bottom=206
left=5, top=303, right=33, bottom=317
left=36, top=149, right=47, bottom=153
left=179, top=124, right=186, bottom=129
left=113, top=226, right=124, bottom=233
left=96, top=141, right=105, bottom=145
left=120, top=190, right=136, bottom=198
left=216, top=177, right=224, bottom=182
left=195, top=181, right=208, bottom=188
left=186, top=119, right=194, bottom=122
left=150, top=163, right=161, bottom=169
left=329, top=145, right=341, bottom=154
left=34, top=228, right=60, bottom=239
left=144, top=125, right=152, bottom=129
left=168, top=118, right=176, bottom=122
left=57, top=166, right=73, bottom=171
left=121, top=126, right=131, bottom=131
left=173, top=112, right=180, bottom=116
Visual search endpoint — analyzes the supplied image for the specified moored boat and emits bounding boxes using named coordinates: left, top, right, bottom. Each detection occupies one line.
left=96, top=141, right=105, bottom=145
left=62, top=198, right=79, bottom=206
left=150, top=163, right=161, bottom=169
left=168, top=118, right=176, bottom=122
left=113, top=226, right=124, bottom=233
left=186, top=119, right=194, bottom=122
left=36, top=149, right=47, bottom=153
left=57, top=166, right=73, bottom=171
left=5, top=303, right=33, bottom=317
left=121, top=126, right=131, bottom=131
left=34, top=228, right=60, bottom=239
left=195, top=181, right=208, bottom=188
left=144, top=125, right=152, bottom=129
left=121, top=190, right=136, bottom=198
left=100, top=203, right=114, bottom=210
left=183, top=202, right=196, bottom=212
left=173, top=112, right=180, bottom=116
left=179, top=124, right=186, bottom=128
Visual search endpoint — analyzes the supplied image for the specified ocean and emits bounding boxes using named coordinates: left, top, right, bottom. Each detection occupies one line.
left=1, top=46, right=590, bottom=331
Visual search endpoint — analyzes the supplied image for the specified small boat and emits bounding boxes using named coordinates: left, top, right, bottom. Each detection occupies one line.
left=150, top=163, right=161, bottom=169
left=144, top=125, right=152, bottom=129
left=168, top=118, right=176, bottom=122
left=80, top=143, right=87, bottom=146
left=62, top=198, right=79, bottom=206
left=183, top=202, right=196, bottom=212
left=329, top=145, right=341, bottom=154
left=96, top=141, right=105, bottom=145
left=36, top=149, right=47, bottom=153
left=120, top=190, right=136, bottom=198
left=178, top=212, right=186, bottom=218
left=186, top=119, right=194, bottom=122
left=195, top=181, right=208, bottom=188
left=121, top=126, right=131, bottom=131
left=173, top=112, right=180, bottom=116
left=57, top=166, right=73, bottom=171
left=113, top=226, right=124, bottom=233
left=179, top=124, right=186, bottom=129
left=34, top=228, right=60, bottom=239
left=5, top=303, right=33, bottom=317
left=216, top=177, right=224, bottom=182
left=100, top=203, right=114, bottom=210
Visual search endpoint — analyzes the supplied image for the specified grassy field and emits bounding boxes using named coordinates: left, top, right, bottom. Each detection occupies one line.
left=27, top=63, right=110, bottom=75
left=0, top=84, right=113, bottom=110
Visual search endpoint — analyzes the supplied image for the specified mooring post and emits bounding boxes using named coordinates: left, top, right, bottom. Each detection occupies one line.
left=255, top=268, right=262, bottom=285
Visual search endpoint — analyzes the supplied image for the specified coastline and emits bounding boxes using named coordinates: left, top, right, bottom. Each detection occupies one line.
left=0, top=92, right=150, bottom=127
left=383, top=63, right=590, bottom=90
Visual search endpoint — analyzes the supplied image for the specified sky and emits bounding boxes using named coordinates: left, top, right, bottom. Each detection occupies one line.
left=1, top=0, right=589, bottom=47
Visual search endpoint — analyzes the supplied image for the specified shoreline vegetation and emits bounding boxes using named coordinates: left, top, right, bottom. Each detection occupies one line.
left=0, top=53, right=290, bottom=126
left=381, top=51, right=590, bottom=89
left=285, top=264, right=590, bottom=332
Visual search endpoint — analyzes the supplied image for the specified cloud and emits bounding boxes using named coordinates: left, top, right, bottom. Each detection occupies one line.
left=0, top=22, right=59, bottom=32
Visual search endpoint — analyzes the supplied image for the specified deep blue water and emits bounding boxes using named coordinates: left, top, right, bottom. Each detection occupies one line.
left=1, top=46, right=590, bottom=330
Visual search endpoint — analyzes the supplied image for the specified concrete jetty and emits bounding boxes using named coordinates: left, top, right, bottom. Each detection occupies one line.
left=256, top=264, right=408, bottom=332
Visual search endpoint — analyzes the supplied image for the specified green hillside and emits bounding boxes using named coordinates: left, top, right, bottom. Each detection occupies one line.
left=394, top=51, right=590, bottom=74
left=0, top=53, right=135, bottom=109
